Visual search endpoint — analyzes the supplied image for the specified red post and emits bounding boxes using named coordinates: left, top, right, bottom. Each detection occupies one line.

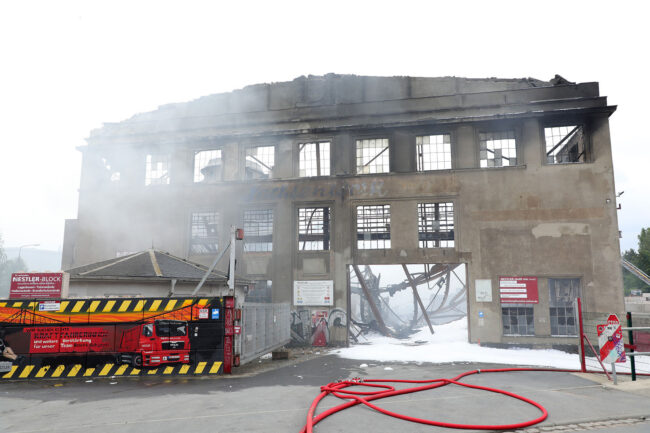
left=223, top=296, right=235, bottom=374
left=577, top=298, right=587, bottom=373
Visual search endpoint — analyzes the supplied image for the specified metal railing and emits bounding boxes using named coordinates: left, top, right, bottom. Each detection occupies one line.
left=240, top=302, right=291, bottom=365
left=577, top=299, right=650, bottom=383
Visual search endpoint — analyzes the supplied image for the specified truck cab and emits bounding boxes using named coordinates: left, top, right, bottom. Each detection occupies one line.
left=118, top=320, right=191, bottom=367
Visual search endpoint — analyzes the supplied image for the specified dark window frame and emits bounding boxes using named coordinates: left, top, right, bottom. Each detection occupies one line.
left=548, top=278, right=581, bottom=336
left=194, top=148, right=224, bottom=183
left=416, top=133, right=453, bottom=171
left=502, top=305, right=535, bottom=336
left=298, top=206, right=331, bottom=251
left=298, top=141, right=331, bottom=177
left=189, top=211, right=220, bottom=255
left=542, top=124, right=590, bottom=165
left=243, top=208, right=274, bottom=252
left=356, top=204, right=391, bottom=249
left=478, top=130, right=518, bottom=168
left=417, top=202, right=455, bottom=248
left=244, top=144, right=275, bottom=180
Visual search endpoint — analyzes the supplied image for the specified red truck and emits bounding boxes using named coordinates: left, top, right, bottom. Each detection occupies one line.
left=117, top=320, right=191, bottom=367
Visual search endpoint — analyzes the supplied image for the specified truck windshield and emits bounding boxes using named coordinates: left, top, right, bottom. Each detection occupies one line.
left=155, top=321, right=187, bottom=337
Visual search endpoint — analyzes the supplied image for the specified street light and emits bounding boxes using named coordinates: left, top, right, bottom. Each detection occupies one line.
left=18, top=244, right=39, bottom=260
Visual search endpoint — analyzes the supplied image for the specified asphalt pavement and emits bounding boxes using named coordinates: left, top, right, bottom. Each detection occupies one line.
left=1, top=352, right=650, bottom=433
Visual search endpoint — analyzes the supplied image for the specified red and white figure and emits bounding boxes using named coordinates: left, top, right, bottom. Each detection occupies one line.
left=597, top=314, right=626, bottom=364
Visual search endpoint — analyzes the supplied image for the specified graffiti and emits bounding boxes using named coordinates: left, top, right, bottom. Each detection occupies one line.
left=244, top=179, right=385, bottom=202
left=290, top=307, right=348, bottom=347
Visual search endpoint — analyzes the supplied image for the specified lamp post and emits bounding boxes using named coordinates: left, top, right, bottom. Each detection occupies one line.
left=17, top=243, right=39, bottom=260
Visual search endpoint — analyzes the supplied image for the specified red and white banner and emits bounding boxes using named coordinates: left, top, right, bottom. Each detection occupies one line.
left=597, top=314, right=626, bottom=364
left=10, top=272, right=68, bottom=299
left=499, top=277, right=539, bottom=304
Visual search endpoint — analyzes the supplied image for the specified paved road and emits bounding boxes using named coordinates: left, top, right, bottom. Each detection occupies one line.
left=2, top=355, right=649, bottom=433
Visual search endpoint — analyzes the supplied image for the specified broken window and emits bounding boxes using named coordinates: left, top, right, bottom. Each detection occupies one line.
left=356, top=138, right=389, bottom=174
left=246, top=280, right=272, bottom=303
left=356, top=205, right=391, bottom=249
left=418, top=202, right=455, bottom=248
left=416, top=134, right=452, bottom=171
left=243, top=209, right=273, bottom=252
left=145, top=154, right=171, bottom=185
left=194, top=149, right=223, bottom=182
left=544, top=126, right=587, bottom=164
left=549, top=278, right=580, bottom=336
left=479, top=131, right=516, bottom=168
left=299, top=142, right=330, bottom=177
left=190, top=212, right=219, bottom=255
left=245, top=145, right=274, bottom=179
left=298, top=207, right=330, bottom=251
left=502, top=306, right=534, bottom=335
left=102, top=157, right=121, bottom=182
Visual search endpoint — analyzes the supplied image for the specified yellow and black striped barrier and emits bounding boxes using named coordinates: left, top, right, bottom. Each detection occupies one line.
left=1, top=296, right=229, bottom=380
left=2, top=361, right=223, bottom=380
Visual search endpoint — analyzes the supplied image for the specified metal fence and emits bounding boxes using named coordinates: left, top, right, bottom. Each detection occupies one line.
left=579, top=305, right=650, bottom=378
left=240, top=302, right=291, bottom=365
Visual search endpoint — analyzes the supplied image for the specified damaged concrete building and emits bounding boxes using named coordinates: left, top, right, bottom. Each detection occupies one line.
left=62, top=74, right=624, bottom=348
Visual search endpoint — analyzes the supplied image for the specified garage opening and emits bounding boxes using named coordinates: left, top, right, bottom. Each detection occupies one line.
left=348, top=263, right=467, bottom=340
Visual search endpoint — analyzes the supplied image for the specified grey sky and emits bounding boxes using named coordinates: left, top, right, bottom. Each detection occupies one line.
left=0, top=0, right=647, bottom=253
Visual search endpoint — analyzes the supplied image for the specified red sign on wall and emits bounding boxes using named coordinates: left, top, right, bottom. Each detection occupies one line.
left=10, top=273, right=66, bottom=299
left=499, top=277, right=539, bottom=304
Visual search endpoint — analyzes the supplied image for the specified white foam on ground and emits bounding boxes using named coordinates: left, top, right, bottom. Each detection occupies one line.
left=337, top=318, right=650, bottom=373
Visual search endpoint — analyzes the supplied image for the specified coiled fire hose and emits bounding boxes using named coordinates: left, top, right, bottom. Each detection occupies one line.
left=300, top=367, right=646, bottom=432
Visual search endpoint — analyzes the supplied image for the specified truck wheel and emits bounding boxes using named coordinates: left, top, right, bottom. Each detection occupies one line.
left=132, top=355, right=142, bottom=367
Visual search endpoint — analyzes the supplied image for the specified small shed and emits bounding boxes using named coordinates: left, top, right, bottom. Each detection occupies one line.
left=67, top=249, right=250, bottom=298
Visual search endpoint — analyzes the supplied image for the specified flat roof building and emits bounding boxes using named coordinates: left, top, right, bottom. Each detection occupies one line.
left=62, top=74, right=624, bottom=348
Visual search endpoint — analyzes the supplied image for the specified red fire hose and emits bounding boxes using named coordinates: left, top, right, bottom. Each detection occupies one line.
left=300, top=367, right=583, bottom=432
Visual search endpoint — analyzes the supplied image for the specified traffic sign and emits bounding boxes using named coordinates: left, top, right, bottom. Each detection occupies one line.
left=597, top=314, right=626, bottom=364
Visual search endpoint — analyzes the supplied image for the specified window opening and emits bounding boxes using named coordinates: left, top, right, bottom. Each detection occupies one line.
left=549, top=278, right=580, bottom=336
left=357, top=205, right=391, bottom=249
left=479, top=131, right=516, bottom=168
left=101, top=157, right=121, bottom=182
left=356, top=138, right=389, bottom=174
left=247, top=280, right=272, bottom=303
left=544, top=126, right=586, bottom=164
left=244, top=209, right=274, bottom=252
left=416, top=134, right=452, bottom=171
left=194, top=149, right=222, bottom=182
left=418, top=202, right=455, bottom=248
left=245, top=145, right=274, bottom=179
left=299, top=142, right=330, bottom=177
left=190, top=212, right=219, bottom=255
left=298, top=207, right=330, bottom=251
left=145, top=154, right=171, bottom=185
left=502, top=305, right=535, bottom=335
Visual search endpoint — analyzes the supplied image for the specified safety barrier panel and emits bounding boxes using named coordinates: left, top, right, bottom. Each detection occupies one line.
left=240, top=302, right=290, bottom=365
left=576, top=298, right=650, bottom=381
left=0, top=296, right=231, bottom=380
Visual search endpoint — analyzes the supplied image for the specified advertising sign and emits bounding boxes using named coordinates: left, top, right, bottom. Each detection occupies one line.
left=294, top=280, right=333, bottom=306
left=0, top=296, right=233, bottom=380
left=597, top=314, right=626, bottom=364
left=10, top=273, right=68, bottom=299
left=499, top=277, right=539, bottom=304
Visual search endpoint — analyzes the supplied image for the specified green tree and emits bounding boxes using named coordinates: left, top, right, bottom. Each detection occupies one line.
left=623, top=228, right=650, bottom=295
left=0, top=234, right=27, bottom=298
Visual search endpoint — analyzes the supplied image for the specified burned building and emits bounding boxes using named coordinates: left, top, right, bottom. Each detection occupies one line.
left=62, top=74, right=624, bottom=348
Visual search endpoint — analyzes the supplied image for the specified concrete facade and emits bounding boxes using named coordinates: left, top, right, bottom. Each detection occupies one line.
left=62, top=74, right=624, bottom=347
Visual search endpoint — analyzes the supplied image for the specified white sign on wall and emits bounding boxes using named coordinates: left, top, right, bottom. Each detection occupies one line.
left=475, top=279, right=492, bottom=302
left=294, top=280, right=333, bottom=306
